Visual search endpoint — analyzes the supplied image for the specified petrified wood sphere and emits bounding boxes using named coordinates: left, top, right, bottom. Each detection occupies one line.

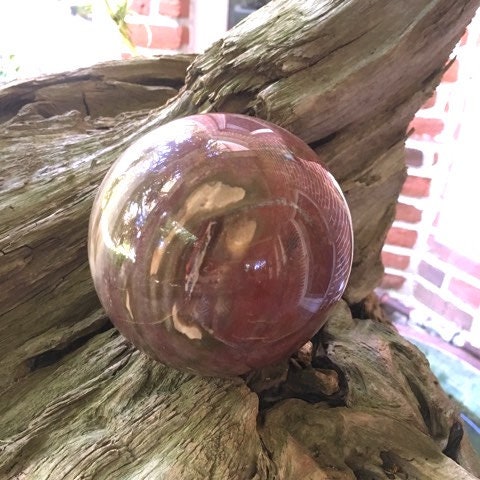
left=88, top=113, right=353, bottom=376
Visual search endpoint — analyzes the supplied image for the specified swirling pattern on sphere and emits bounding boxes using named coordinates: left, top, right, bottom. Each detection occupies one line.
left=88, top=113, right=353, bottom=377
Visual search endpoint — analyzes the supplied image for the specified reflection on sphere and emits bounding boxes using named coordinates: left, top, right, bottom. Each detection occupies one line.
left=88, top=113, right=353, bottom=377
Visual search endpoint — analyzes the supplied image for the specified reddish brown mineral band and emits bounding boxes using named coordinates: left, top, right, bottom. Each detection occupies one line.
left=88, top=113, right=353, bottom=377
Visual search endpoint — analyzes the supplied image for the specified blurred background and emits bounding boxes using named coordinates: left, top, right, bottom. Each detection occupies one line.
left=1, top=0, right=478, bottom=453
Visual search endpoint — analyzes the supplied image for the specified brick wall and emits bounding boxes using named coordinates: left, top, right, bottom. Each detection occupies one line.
left=125, top=0, right=236, bottom=54
left=381, top=11, right=480, bottom=356
left=126, top=0, right=190, bottom=53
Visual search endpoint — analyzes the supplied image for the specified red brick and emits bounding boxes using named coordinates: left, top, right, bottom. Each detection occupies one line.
left=442, top=59, right=459, bottom=83
left=409, top=117, right=444, bottom=141
left=418, top=260, right=445, bottom=288
left=421, top=91, right=436, bottom=109
left=413, top=282, right=445, bottom=314
left=401, top=175, right=431, bottom=198
left=427, top=236, right=480, bottom=279
left=444, top=303, right=473, bottom=330
left=405, top=148, right=424, bottom=168
left=453, top=257, right=480, bottom=280
left=396, top=202, right=422, bottom=223
left=130, top=0, right=150, bottom=15
left=427, top=236, right=451, bottom=262
left=128, top=23, right=147, bottom=48
left=385, top=227, right=418, bottom=248
left=449, top=278, right=480, bottom=308
left=382, top=251, right=410, bottom=270
left=151, top=24, right=188, bottom=49
left=381, top=273, right=406, bottom=290
left=128, top=23, right=189, bottom=50
left=159, top=0, right=189, bottom=17
left=413, top=282, right=473, bottom=330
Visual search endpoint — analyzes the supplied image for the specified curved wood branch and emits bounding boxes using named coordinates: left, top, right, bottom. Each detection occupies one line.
left=0, top=55, right=193, bottom=122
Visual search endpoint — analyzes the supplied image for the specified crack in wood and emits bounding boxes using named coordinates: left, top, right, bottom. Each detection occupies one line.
left=25, top=321, right=112, bottom=372
left=443, top=421, right=465, bottom=462
left=81, top=92, right=90, bottom=117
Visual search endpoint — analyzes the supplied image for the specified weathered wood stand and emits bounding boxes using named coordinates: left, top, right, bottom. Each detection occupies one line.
left=1, top=1, right=480, bottom=478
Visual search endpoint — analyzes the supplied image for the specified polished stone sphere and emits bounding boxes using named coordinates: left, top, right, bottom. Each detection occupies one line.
left=88, top=113, right=353, bottom=377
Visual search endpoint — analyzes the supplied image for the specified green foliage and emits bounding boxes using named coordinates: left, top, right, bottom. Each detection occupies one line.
left=70, top=4, right=94, bottom=21
left=105, top=0, right=136, bottom=53
left=0, top=54, right=20, bottom=84
left=70, top=1, right=135, bottom=53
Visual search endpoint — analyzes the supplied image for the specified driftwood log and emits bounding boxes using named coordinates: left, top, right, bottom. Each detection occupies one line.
left=1, top=0, right=480, bottom=478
